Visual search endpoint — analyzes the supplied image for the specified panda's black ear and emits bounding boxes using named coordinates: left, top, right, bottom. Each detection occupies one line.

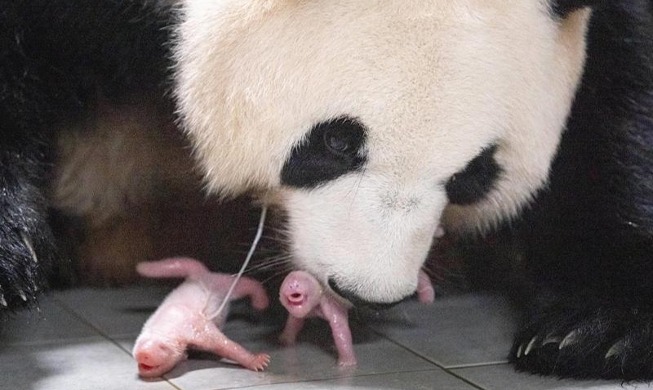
left=552, top=0, right=605, bottom=17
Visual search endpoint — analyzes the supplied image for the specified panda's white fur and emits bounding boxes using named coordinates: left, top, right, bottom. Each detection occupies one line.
left=175, top=0, right=590, bottom=303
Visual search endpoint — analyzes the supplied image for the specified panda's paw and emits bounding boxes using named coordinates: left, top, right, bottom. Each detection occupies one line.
left=510, top=301, right=653, bottom=380
left=0, top=191, right=57, bottom=312
left=0, top=223, right=55, bottom=312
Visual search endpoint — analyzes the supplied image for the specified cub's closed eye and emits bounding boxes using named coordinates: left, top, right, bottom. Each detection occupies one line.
left=281, top=117, right=367, bottom=189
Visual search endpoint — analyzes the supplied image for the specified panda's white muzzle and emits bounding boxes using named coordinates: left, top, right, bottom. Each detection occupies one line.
left=279, top=174, right=447, bottom=306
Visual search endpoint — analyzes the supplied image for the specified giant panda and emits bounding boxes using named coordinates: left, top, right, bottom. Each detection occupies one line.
left=173, top=0, right=653, bottom=380
left=1, top=0, right=651, bottom=381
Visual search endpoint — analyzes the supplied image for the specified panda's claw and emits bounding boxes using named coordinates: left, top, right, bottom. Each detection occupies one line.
left=21, top=233, right=39, bottom=264
left=541, top=335, right=562, bottom=346
left=558, top=330, right=579, bottom=350
left=524, top=336, right=538, bottom=356
left=605, top=340, right=625, bottom=360
left=516, top=343, right=524, bottom=358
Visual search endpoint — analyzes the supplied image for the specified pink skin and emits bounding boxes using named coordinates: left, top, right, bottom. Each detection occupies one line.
left=279, top=270, right=356, bottom=367
left=416, top=269, right=435, bottom=304
left=133, top=257, right=270, bottom=378
left=279, top=270, right=435, bottom=367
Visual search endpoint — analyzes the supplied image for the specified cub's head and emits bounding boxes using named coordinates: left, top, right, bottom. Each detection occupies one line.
left=174, top=0, right=593, bottom=305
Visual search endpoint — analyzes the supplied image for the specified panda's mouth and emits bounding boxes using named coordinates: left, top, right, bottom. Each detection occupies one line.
left=326, top=278, right=406, bottom=310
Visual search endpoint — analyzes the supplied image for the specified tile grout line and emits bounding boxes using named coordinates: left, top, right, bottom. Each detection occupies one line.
left=51, top=296, right=184, bottom=390
left=217, top=368, right=456, bottom=390
left=447, top=361, right=510, bottom=369
left=365, top=324, right=490, bottom=390
left=51, top=296, right=133, bottom=354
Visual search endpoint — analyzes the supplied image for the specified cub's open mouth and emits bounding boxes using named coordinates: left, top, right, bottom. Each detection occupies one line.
left=286, top=293, right=304, bottom=306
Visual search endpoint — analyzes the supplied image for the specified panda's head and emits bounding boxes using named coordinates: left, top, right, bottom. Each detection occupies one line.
left=174, top=0, right=592, bottom=305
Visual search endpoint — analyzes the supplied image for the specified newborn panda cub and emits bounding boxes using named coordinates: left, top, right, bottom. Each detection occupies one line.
left=279, top=270, right=435, bottom=366
left=133, top=258, right=270, bottom=378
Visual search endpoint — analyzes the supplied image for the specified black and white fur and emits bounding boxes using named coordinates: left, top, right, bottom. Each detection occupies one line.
left=1, top=0, right=652, bottom=381
left=175, top=0, right=589, bottom=305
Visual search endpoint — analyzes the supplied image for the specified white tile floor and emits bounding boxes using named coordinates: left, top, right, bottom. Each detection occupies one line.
left=1, top=286, right=652, bottom=390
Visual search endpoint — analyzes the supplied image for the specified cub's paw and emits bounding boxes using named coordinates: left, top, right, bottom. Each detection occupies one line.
left=337, top=357, right=357, bottom=368
left=246, top=353, right=271, bottom=371
left=511, top=302, right=653, bottom=380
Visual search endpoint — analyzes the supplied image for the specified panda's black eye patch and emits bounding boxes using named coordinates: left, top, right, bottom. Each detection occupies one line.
left=445, top=144, right=502, bottom=205
left=281, top=117, right=367, bottom=188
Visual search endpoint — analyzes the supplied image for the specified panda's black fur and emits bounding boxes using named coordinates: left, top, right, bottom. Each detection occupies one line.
left=0, top=0, right=171, bottom=310
left=506, top=0, right=653, bottom=379
left=0, top=0, right=652, bottom=382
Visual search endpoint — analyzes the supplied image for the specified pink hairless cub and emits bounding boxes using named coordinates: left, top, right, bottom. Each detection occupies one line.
left=279, top=270, right=356, bottom=367
left=133, top=257, right=271, bottom=378
left=279, top=270, right=435, bottom=367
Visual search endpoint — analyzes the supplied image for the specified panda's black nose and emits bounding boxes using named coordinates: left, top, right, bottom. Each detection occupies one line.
left=327, top=278, right=406, bottom=310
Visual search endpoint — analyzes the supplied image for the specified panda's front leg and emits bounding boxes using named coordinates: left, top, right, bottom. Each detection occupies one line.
left=0, top=137, right=57, bottom=312
left=510, top=286, right=653, bottom=380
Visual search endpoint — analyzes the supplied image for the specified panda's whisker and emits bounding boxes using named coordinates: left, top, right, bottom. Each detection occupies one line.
left=245, top=256, right=287, bottom=269
left=420, top=265, right=436, bottom=279
left=258, top=269, right=293, bottom=286
left=244, top=254, right=293, bottom=274
left=345, top=166, right=367, bottom=212
left=247, top=257, right=290, bottom=272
